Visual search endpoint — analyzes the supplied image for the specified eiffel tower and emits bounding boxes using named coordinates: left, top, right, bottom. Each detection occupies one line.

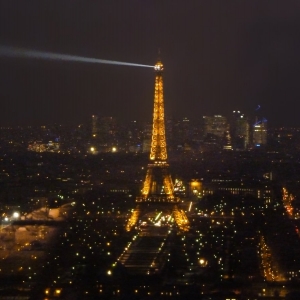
left=126, top=57, right=189, bottom=232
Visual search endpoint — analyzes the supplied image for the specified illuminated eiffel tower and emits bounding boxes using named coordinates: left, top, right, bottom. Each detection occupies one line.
left=126, top=58, right=189, bottom=232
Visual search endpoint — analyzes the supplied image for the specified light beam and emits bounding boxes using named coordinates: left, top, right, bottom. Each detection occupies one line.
left=0, top=46, right=153, bottom=68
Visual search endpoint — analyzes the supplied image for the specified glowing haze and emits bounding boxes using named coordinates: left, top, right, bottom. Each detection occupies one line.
left=0, top=46, right=153, bottom=68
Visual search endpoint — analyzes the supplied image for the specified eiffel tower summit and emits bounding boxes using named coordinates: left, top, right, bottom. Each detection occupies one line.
left=126, top=56, right=190, bottom=233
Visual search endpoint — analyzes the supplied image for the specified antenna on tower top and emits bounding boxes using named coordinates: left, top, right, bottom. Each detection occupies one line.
left=157, top=48, right=161, bottom=60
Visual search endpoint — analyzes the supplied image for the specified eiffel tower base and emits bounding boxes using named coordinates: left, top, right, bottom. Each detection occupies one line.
left=126, top=202, right=190, bottom=232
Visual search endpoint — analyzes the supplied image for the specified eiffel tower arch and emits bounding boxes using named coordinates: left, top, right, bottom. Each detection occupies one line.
left=126, top=58, right=190, bottom=232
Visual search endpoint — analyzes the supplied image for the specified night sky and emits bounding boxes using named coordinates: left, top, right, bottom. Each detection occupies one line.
left=1, top=1, right=300, bottom=126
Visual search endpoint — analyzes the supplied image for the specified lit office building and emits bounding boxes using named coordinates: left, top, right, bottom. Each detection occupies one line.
left=203, top=115, right=229, bottom=138
left=91, top=115, right=98, bottom=138
left=253, top=118, right=267, bottom=147
left=230, top=111, right=250, bottom=150
left=90, top=115, right=118, bottom=152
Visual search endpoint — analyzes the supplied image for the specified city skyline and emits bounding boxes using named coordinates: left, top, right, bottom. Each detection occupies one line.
left=2, top=3, right=300, bottom=297
left=1, top=1, right=300, bottom=126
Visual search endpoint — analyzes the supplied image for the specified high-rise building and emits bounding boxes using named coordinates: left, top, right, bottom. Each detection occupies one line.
left=253, top=118, right=267, bottom=147
left=172, top=117, right=197, bottom=150
left=90, top=115, right=118, bottom=153
left=230, top=111, right=250, bottom=150
left=203, top=115, right=229, bottom=138
left=173, top=117, right=191, bottom=141
left=126, top=120, right=143, bottom=153
left=98, top=116, right=117, bottom=143
left=223, top=130, right=233, bottom=150
left=202, top=115, right=230, bottom=151
left=91, top=115, right=98, bottom=138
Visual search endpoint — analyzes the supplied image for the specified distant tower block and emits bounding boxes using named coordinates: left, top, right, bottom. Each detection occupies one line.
left=126, top=58, right=190, bottom=232
left=91, top=115, right=98, bottom=137
left=253, top=118, right=267, bottom=147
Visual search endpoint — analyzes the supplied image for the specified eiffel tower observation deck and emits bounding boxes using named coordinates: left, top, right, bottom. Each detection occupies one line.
left=126, top=58, right=190, bottom=232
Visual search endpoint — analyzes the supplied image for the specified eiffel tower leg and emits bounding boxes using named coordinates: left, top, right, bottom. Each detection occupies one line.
left=126, top=206, right=140, bottom=232
left=173, top=205, right=190, bottom=232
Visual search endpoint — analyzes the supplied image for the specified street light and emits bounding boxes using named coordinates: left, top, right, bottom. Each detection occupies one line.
left=12, top=212, right=20, bottom=219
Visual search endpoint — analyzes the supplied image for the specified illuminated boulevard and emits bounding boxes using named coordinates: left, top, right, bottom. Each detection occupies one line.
left=118, top=225, right=171, bottom=276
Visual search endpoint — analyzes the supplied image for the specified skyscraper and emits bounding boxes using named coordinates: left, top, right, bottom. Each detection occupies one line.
left=203, top=115, right=229, bottom=138
left=253, top=118, right=267, bottom=147
left=90, top=115, right=118, bottom=153
left=230, top=111, right=250, bottom=150
left=91, top=115, right=98, bottom=138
